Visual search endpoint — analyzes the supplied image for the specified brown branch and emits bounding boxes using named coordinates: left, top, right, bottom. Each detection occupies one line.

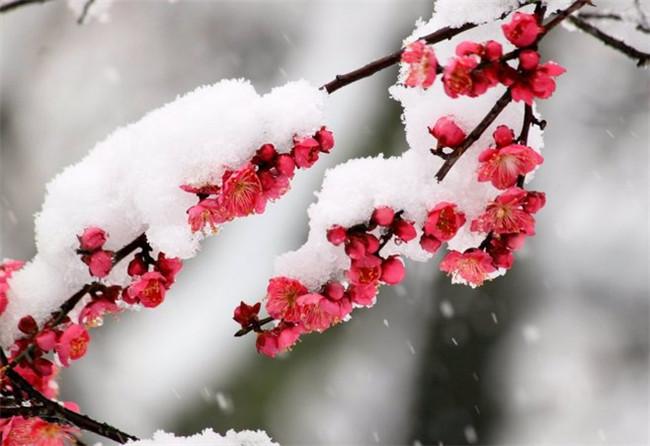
left=321, top=23, right=477, bottom=94
left=0, top=0, right=54, bottom=13
left=568, top=15, right=650, bottom=66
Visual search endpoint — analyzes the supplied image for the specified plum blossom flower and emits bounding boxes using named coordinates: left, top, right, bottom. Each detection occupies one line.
left=187, top=198, right=228, bottom=233
left=443, top=40, right=502, bottom=98
left=348, top=255, right=382, bottom=286
left=221, top=164, right=264, bottom=218
left=502, top=50, right=566, bottom=105
left=440, top=249, right=496, bottom=287
left=470, top=187, right=544, bottom=235
left=296, top=293, right=338, bottom=332
left=477, top=143, right=544, bottom=189
left=55, top=324, right=90, bottom=367
left=502, top=12, right=544, bottom=48
left=401, top=40, right=438, bottom=89
left=423, top=202, right=466, bottom=242
left=79, top=298, right=120, bottom=327
left=265, top=277, right=308, bottom=322
left=256, top=323, right=303, bottom=358
left=126, top=272, right=167, bottom=308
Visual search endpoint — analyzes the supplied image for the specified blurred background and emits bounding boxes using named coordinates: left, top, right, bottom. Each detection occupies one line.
left=0, top=0, right=648, bottom=444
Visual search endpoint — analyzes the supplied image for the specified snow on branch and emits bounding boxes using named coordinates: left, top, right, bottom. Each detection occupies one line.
left=126, top=429, right=278, bottom=446
left=1, top=0, right=648, bottom=443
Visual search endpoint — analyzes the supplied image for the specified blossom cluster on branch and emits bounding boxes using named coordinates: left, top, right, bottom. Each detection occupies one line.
left=1, top=0, right=648, bottom=443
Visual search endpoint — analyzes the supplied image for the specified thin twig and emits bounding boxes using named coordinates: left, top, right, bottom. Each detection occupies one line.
left=435, top=89, right=513, bottom=182
left=0, top=0, right=54, bottom=13
left=576, top=12, right=650, bottom=34
left=568, top=15, right=650, bottom=66
left=76, top=0, right=95, bottom=24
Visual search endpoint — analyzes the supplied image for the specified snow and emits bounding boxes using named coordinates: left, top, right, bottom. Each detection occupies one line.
left=432, top=0, right=575, bottom=27
left=274, top=18, right=543, bottom=290
left=0, top=79, right=325, bottom=347
left=126, top=429, right=278, bottom=446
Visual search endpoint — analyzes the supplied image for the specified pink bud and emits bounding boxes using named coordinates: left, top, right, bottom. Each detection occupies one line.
left=127, top=254, right=148, bottom=277
left=78, top=227, right=107, bottom=251
left=256, top=144, right=277, bottom=163
left=393, top=219, right=417, bottom=242
left=524, top=191, right=546, bottom=213
left=455, top=40, right=483, bottom=57
left=429, top=116, right=466, bottom=148
left=275, top=154, right=296, bottom=177
left=326, top=225, right=347, bottom=246
left=87, top=250, right=113, bottom=278
left=292, top=137, right=320, bottom=168
left=420, top=234, right=442, bottom=253
left=36, top=330, right=57, bottom=351
left=519, top=50, right=540, bottom=71
left=493, top=125, right=515, bottom=147
left=484, top=40, right=503, bottom=61
left=381, top=256, right=406, bottom=285
left=18, top=315, right=38, bottom=335
left=256, top=331, right=280, bottom=358
left=33, top=357, right=54, bottom=376
left=371, top=206, right=395, bottom=226
left=324, top=282, right=345, bottom=301
left=315, top=126, right=334, bottom=153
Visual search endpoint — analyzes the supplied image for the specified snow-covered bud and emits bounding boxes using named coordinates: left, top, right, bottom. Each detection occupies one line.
left=78, top=227, right=107, bottom=252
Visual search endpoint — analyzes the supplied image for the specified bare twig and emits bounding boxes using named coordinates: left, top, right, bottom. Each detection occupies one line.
left=0, top=0, right=54, bottom=13
left=576, top=12, right=650, bottom=34
left=76, top=0, right=95, bottom=24
left=568, top=15, right=650, bottom=66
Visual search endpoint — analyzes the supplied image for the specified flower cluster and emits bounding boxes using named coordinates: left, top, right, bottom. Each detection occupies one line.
left=185, top=127, right=334, bottom=233
left=0, top=259, right=24, bottom=316
left=2, top=227, right=184, bottom=409
left=234, top=203, right=466, bottom=357
left=402, top=13, right=565, bottom=104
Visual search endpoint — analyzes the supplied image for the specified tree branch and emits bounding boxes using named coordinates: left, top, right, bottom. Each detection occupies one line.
left=0, top=0, right=54, bottom=13
left=568, top=15, right=650, bottom=66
